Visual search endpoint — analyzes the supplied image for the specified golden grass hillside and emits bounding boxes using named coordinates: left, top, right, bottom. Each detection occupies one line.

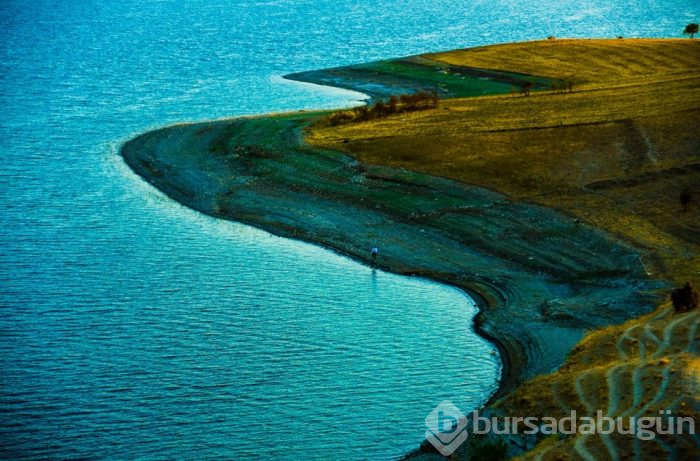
left=427, top=39, right=698, bottom=87
left=307, top=39, right=700, bottom=459
left=307, top=39, right=700, bottom=285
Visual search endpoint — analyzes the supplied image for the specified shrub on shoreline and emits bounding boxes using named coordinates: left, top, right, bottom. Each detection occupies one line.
left=671, top=282, right=699, bottom=313
left=327, top=91, right=439, bottom=126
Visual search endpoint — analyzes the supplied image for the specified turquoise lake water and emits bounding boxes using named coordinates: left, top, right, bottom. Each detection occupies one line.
left=0, top=1, right=696, bottom=459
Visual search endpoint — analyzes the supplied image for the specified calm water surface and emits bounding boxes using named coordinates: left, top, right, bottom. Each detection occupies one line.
left=0, top=1, right=695, bottom=459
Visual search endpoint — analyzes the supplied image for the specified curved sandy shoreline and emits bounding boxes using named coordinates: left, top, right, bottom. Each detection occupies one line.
left=119, top=125, right=522, bottom=398
left=119, top=38, right=700, bottom=460
left=120, top=112, right=660, bottom=400
left=119, top=119, right=516, bottom=390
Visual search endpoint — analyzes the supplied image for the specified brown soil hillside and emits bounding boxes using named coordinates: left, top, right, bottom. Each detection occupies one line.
left=500, top=304, right=699, bottom=460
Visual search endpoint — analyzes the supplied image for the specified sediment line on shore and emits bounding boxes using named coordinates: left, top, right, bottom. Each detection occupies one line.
left=120, top=112, right=661, bottom=400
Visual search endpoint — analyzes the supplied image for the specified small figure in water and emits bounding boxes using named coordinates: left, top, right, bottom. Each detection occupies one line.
left=371, top=246, right=379, bottom=266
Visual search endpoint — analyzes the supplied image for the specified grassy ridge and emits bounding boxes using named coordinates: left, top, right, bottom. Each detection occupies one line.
left=122, top=110, right=660, bottom=398
left=307, top=38, right=700, bottom=459
left=428, top=38, right=699, bottom=85
left=122, top=38, right=699, bottom=460
left=308, top=39, right=700, bottom=286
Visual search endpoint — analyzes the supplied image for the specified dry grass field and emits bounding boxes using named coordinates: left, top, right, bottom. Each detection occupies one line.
left=123, top=39, right=699, bottom=460
left=427, top=39, right=698, bottom=87
left=307, top=39, right=700, bottom=459
left=308, top=39, right=700, bottom=285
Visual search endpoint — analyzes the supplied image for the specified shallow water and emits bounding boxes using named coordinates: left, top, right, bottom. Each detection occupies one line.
left=0, top=0, right=695, bottom=459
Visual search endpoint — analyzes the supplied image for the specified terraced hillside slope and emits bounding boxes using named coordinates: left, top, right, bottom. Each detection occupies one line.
left=491, top=303, right=699, bottom=460
left=307, top=39, right=699, bottom=460
left=122, top=113, right=658, bottom=395
left=122, top=38, right=698, bottom=461
left=308, top=39, right=700, bottom=284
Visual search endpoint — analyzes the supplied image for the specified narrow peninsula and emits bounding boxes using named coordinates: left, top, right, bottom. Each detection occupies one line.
left=121, top=39, right=700, bottom=460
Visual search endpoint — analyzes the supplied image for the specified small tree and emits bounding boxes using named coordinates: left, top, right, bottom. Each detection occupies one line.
left=328, top=111, right=353, bottom=126
left=371, top=101, right=388, bottom=118
left=430, top=90, right=440, bottom=108
left=400, top=93, right=416, bottom=110
left=683, top=23, right=699, bottom=38
left=388, top=95, right=399, bottom=114
left=520, top=81, right=534, bottom=96
left=671, top=282, right=699, bottom=313
left=353, top=105, right=369, bottom=121
left=680, top=187, right=692, bottom=212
